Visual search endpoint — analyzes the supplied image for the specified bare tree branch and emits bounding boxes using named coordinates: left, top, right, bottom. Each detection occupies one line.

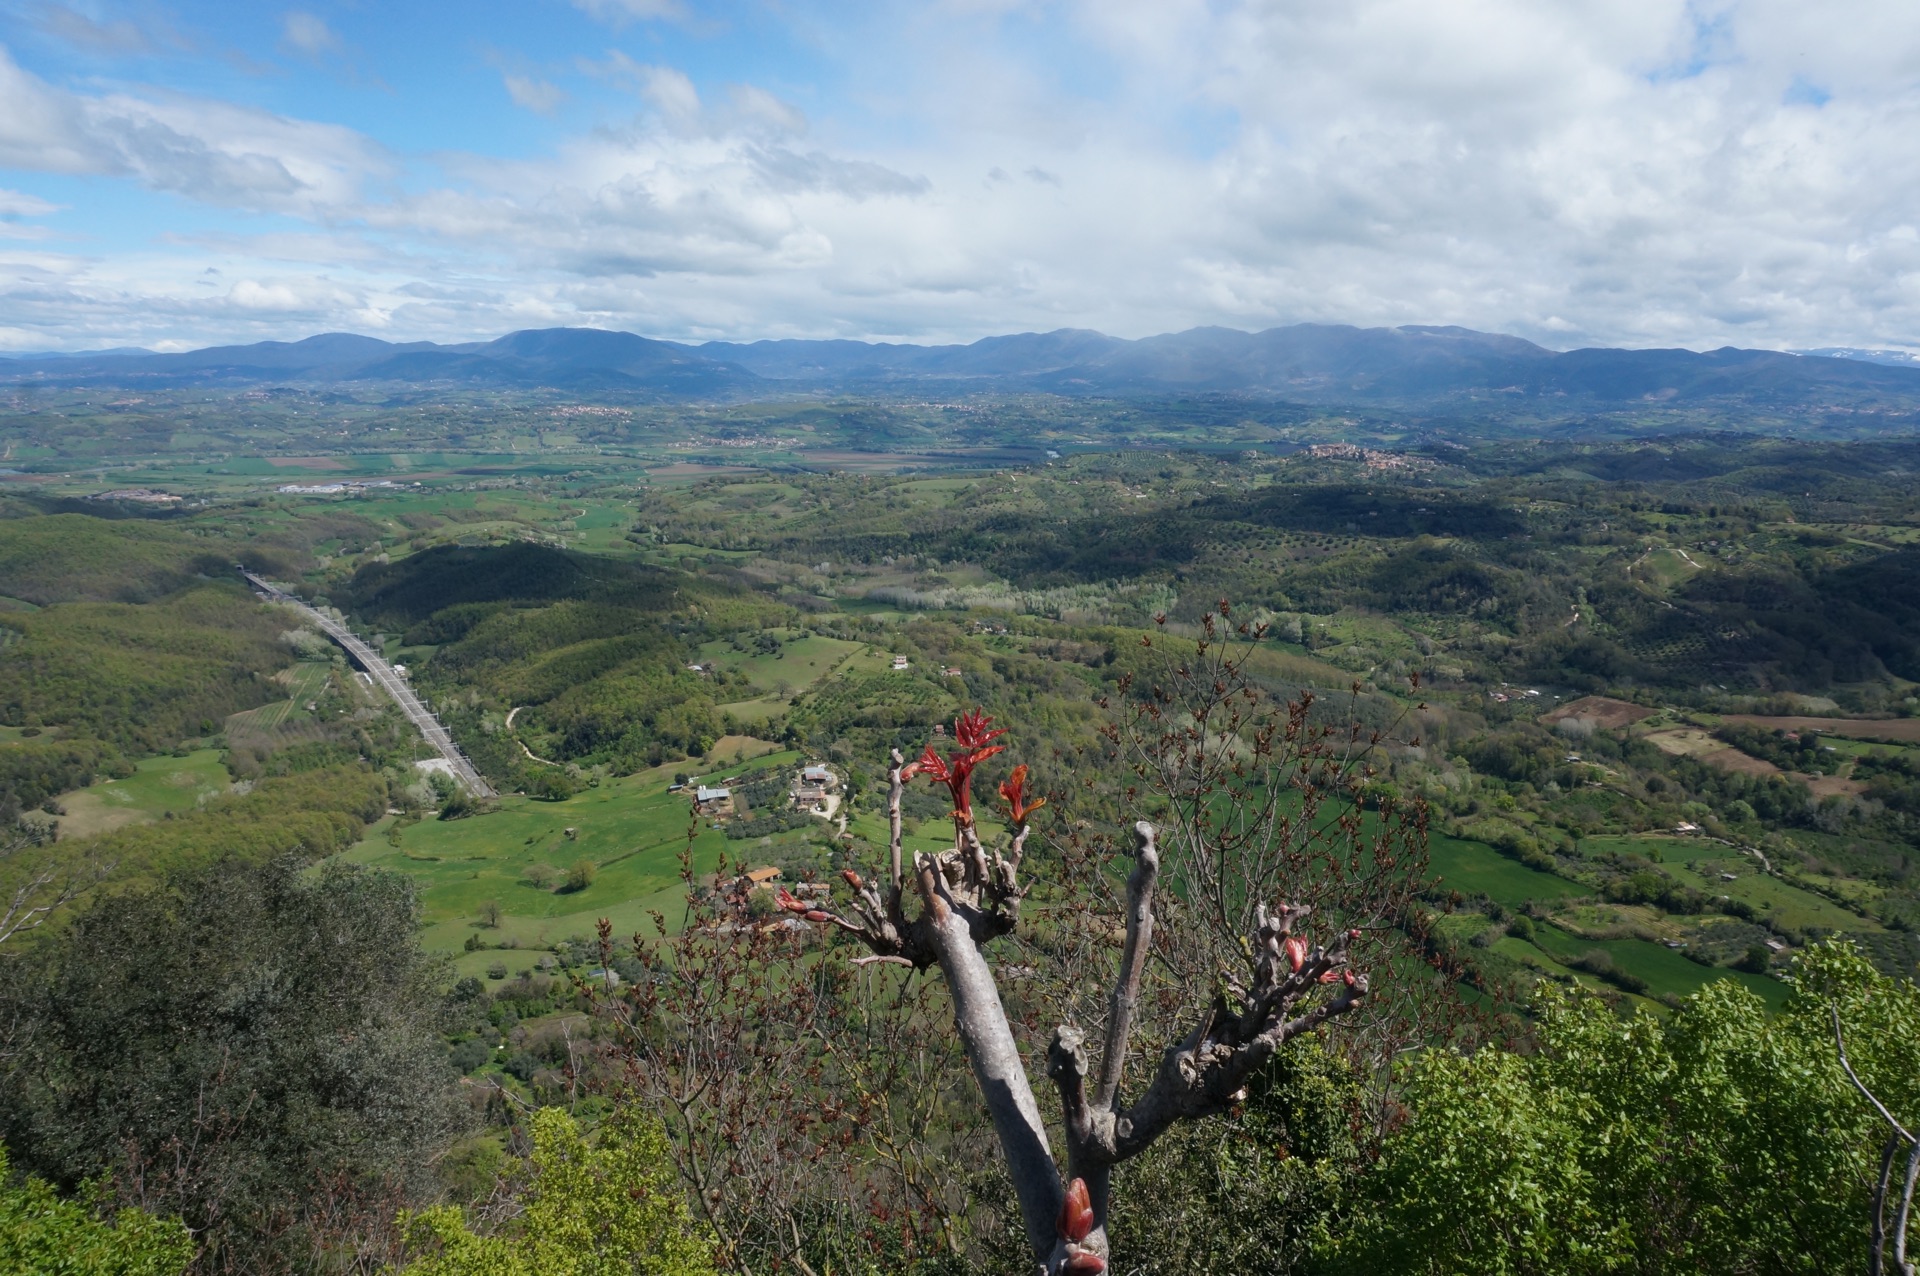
left=1835, top=1001, right=1919, bottom=1276
left=1873, top=1134, right=1902, bottom=1276
left=1835, top=1003, right=1915, bottom=1143
left=915, top=849, right=1063, bottom=1263
left=0, top=830, right=109, bottom=951
left=1897, top=1138, right=1920, bottom=1276
left=1093, top=821, right=1157, bottom=1113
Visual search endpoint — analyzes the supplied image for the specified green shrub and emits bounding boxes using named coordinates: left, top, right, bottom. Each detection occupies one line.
left=0, top=1142, right=191, bottom=1276
left=396, top=1107, right=714, bottom=1276
left=1330, top=942, right=1916, bottom=1275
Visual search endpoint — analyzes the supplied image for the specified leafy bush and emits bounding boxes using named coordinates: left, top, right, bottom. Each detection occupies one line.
left=1330, top=943, right=1915, bottom=1275
left=396, top=1107, right=715, bottom=1275
left=449, top=1038, right=492, bottom=1075
left=0, top=1142, right=190, bottom=1276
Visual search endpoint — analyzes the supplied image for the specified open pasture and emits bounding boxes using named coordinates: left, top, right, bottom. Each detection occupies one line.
left=1526, top=922, right=1786, bottom=1008
left=53, top=748, right=232, bottom=840
left=1663, top=859, right=1877, bottom=933
left=345, top=750, right=825, bottom=961
left=1579, top=833, right=1732, bottom=864
left=1428, top=832, right=1586, bottom=906
left=696, top=632, right=872, bottom=696
left=1643, top=727, right=1780, bottom=777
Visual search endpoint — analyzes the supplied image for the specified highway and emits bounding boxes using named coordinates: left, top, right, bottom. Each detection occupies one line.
left=238, top=569, right=496, bottom=798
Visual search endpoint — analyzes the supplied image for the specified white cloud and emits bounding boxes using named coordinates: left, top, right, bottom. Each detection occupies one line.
left=10, top=3, right=1920, bottom=351
left=28, top=3, right=172, bottom=56
left=0, top=44, right=384, bottom=216
left=504, top=73, right=567, bottom=115
left=280, top=11, right=340, bottom=57
left=0, top=188, right=60, bottom=217
left=571, top=0, right=686, bottom=28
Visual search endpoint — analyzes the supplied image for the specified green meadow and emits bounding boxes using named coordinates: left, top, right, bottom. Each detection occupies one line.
left=1526, top=920, right=1787, bottom=1009
left=54, top=748, right=233, bottom=839
left=1664, top=859, right=1877, bottom=933
left=1579, top=833, right=1732, bottom=864
left=1428, top=831, right=1585, bottom=906
left=336, top=751, right=832, bottom=977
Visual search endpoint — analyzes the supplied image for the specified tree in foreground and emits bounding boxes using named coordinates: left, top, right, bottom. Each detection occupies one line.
left=772, top=606, right=1434, bottom=1274
left=595, top=837, right=978, bottom=1273
left=396, top=1106, right=715, bottom=1276
left=1331, top=941, right=1919, bottom=1275
left=0, top=856, right=467, bottom=1274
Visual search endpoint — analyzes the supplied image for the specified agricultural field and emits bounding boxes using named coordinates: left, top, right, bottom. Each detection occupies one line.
left=1663, top=858, right=1879, bottom=934
left=696, top=631, right=878, bottom=707
left=1577, top=833, right=1734, bottom=864
left=224, top=660, right=335, bottom=732
left=1428, top=833, right=1586, bottom=906
left=1720, top=714, right=1920, bottom=744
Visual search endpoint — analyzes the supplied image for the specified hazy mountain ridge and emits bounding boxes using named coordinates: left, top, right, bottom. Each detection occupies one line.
left=6, top=323, right=1920, bottom=411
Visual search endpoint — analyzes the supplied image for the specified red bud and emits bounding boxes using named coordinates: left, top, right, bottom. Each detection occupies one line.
left=841, top=869, right=864, bottom=890
left=1062, top=1249, right=1107, bottom=1274
left=804, top=910, right=832, bottom=922
left=1057, top=1177, right=1094, bottom=1242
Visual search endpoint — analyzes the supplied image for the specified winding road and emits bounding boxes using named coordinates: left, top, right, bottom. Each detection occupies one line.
left=239, top=569, right=496, bottom=797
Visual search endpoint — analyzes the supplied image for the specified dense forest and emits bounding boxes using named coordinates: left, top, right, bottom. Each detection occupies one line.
left=1, top=431, right=1917, bottom=1273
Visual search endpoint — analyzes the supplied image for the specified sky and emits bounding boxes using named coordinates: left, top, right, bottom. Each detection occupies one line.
left=1, top=1, right=1918, bottom=353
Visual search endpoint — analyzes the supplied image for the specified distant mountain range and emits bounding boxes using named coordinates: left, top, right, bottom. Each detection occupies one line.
left=7, top=323, right=1920, bottom=410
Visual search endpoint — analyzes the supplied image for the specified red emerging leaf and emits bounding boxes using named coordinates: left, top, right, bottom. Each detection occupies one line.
left=953, top=707, right=1007, bottom=751
left=910, top=714, right=1008, bottom=826
left=1284, top=936, right=1308, bottom=973
left=998, top=764, right=1048, bottom=825
left=776, top=888, right=809, bottom=914
left=915, top=744, right=951, bottom=784
left=1057, top=1177, right=1095, bottom=1242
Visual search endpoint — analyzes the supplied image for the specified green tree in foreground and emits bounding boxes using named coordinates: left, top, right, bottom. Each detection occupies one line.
left=396, top=1106, right=716, bottom=1276
left=0, top=1142, right=190, bottom=1276
left=0, top=856, right=467, bottom=1273
left=1331, top=942, right=1918, bottom=1275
